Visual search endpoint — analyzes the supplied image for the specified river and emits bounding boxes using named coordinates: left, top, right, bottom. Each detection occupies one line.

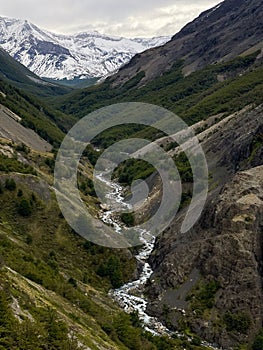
left=96, top=172, right=220, bottom=349
left=96, top=172, right=172, bottom=335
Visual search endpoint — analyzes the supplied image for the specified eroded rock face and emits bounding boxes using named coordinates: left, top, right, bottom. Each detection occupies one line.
left=147, top=167, right=263, bottom=348
left=146, top=106, right=263, bottom=348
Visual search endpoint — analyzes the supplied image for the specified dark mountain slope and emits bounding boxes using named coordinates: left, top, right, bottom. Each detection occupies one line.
left=0, top=48, right=71, bottom=98
left=0, top=47, right=78, bottom=146
left=110, top=0, right=263, bottom=87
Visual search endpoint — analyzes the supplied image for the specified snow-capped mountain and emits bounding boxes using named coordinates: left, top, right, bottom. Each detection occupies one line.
left=0, top=16, right=171, bottom=80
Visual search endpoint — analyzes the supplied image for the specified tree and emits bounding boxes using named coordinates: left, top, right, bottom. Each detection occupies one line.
left=0, top=290, right=16, bottom=349
left=17, top=198, right=32, bottom=217
left=253, top=329, right=263, bottom=350
left=5, top=178, right=16, bottom=191
left=97, top=256, right=123, bottom=288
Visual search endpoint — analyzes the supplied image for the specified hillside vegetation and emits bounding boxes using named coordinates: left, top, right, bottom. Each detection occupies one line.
left=55, top=52, right=263, bottom=127
left=0, top=79, right=77, bottom=147
left=0, top=137, right=214, bottom=349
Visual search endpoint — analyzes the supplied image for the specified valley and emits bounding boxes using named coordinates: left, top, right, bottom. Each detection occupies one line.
left=0, top=0, right=262, bottom=349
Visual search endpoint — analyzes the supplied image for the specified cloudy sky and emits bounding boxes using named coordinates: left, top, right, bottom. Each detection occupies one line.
left=0, top=0, right=219, bottom=37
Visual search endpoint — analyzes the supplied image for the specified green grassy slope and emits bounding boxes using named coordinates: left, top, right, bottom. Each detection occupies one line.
left=0, top=139, right=212, bottom=350
left=0, top=79, right=78, bottom=146
left=55, top=52, right=263, bottom=126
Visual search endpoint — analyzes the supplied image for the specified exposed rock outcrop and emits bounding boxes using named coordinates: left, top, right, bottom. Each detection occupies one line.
left=146, top=105, right=263, bottom=348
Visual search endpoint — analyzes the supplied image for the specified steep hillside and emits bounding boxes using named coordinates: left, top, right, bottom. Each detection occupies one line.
left=0, top=104, right=51, bottom=152
left=145, top=104, right=263, bottom=349
left=56, top=51, right=263, bottom=126
left=0, top=48, right=71, bottom=97
left=110, top=0, right=263, bottom=87
left=0, top=123, right=215, bottom=350
left=0, top=74, right=78, bottom=147
left=0, top=48, right=81, bottom=146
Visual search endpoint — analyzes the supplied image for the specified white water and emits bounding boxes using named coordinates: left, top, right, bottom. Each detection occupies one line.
left=96, top=173, right=220, bottom=348
left=110, top=229, right=172, bottom=335
left=96, top=172, right=171, bottom=335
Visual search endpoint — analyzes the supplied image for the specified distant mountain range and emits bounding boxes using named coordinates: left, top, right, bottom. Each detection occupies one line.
left=0, top=16, right=171, bottom=81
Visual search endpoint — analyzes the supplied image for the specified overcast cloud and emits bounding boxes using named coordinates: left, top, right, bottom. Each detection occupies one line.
left=0, top=0, right=219, bottom=37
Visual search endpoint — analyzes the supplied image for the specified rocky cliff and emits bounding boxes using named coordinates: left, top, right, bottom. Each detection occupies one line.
left=146, top=105, right=263, bottom=349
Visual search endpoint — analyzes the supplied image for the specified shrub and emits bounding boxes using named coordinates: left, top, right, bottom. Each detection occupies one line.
left=223, top=311, right=251, bottom=333
left=45, top=157, right=55, bottom=170
left=120, top=212, right=135, bottom=227
left=68, top=277, right=77, bottom=288
left=253, top=329, right=263, bottom=350
left=0, top=154, right=36, bottom=174
left=5, top=178, right=16, bottom=191
left=17, top=189, right=23, bottom=197
left=173, top=152, right=193, bottom=183
left=188, top=279, right=219, bottom=312
left=15, top=143, right=29, bottom=154
left=17, top=198, right=32, bottom=217
left=191, top=335, right=202, bottom=346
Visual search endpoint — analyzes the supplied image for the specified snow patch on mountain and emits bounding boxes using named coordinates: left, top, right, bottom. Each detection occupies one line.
left=0, top=16, right=171, bottom=80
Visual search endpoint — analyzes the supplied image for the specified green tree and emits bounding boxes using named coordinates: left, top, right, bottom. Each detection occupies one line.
left=5, top=178, right=16, bottom=191
left=17, top=198, right=32, bottom=217
left=253, top=329, right=263, bottom=350
left=0, top=290, right=16, bottom=349
left=97, top=256, right=123, bottom=288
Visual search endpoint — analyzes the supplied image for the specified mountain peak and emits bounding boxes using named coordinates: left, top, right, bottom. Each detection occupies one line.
left=0, top=16, right=171, bottom=80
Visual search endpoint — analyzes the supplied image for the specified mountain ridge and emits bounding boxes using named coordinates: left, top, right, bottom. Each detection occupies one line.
left=0, top=16, right=171, bottom=81
left=110, top=0, right=263, bottom=87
